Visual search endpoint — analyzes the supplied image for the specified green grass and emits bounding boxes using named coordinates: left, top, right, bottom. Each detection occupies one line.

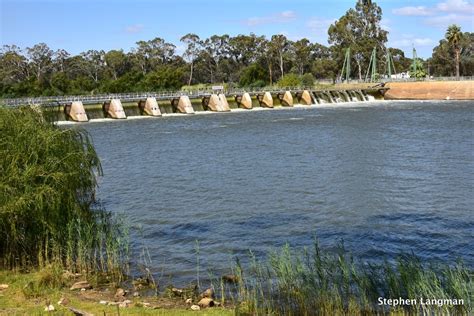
left=0, top=270, right=234, bottom=315
left=233, top=242, right=473, bottom=315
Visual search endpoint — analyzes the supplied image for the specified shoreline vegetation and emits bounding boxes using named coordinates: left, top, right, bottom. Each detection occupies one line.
left=1, top=105, right=472, bottom=315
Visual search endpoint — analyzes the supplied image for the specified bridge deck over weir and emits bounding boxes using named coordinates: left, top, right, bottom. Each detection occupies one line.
left=1, top=87, right=388, bottom=107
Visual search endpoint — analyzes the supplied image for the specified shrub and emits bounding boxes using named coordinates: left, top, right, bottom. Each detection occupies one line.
left=0, top=107, right=127, bottom=279
left=277, top=73, right=301, bottom=87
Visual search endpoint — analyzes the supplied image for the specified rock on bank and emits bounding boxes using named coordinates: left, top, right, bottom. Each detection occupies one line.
left=385, top=81, right=473, bottom=100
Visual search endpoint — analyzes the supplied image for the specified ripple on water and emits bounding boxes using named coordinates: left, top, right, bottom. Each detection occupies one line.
left=83, top=101, right=474, bottom=285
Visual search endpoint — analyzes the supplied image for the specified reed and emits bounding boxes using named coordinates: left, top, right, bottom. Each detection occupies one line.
left=234, top=241, right=472, bottom=315
left=0, top=106, right=128, bottom=281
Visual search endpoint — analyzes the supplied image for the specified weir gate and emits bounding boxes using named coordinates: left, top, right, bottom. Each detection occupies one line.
left=1, top=88, right=388, bottom=122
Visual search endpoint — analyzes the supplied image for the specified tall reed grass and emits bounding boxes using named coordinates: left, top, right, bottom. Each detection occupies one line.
left=0, top=106, right=128, bottom=281
left=232, top=241, right=472, bottom=315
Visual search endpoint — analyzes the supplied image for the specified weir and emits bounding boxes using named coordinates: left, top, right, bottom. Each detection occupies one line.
left=296, top=90, right=314, bottom=105
left=2, top=87, right=387, bottom=122
left=64, top=101, right=88, bottom=122
left=103, top=99, right=126, bottom=119
left=257, top=92, right=274, bottom=108
left=171, top=96, right=195, bottom=114
left=202, top=93, right=231, bottom=112
left=277, top=91, right=294, bottom=107
left=138, top=97, right=161, bottom=116
left=235, top=93, right=253, bottom=109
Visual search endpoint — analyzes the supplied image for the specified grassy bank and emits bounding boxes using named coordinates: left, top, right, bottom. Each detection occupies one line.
left=233, top=242, right=472, bottom=315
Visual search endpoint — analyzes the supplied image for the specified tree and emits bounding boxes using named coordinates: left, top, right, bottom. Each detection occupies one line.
left=54, top=49, right=70, bottom=73
left=104, top=50, right=128, bottom=80
left=445, top=25, right=463, bottom=78
left=26, top=43, right=54, bottom=82
left=180, top=33, right=201, bottom=86
left=277, top=73, right=301, bottom=87
left=387, top=48, right=411, bottom=74
left=429, top=31, right=473, bottom=77
left=239, top=63, right=268, bottom=87
left=202, top=35, right=230, bottom=83
left=269, top=34, right=290, bottom=80
left=292, top=39, right=312, bottom=75
left=410, top=59, right=427, bottom=78
left=328, top=0, right=388, bottom=80
left=131, top=38, right=176, bottom=75
left=0, top=45, right=29, bottom=84
left=79, top=50, right=106, bottom=84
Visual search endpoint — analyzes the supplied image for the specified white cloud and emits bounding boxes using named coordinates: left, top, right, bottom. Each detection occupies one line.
left=381, top=18, right=392, bottom=31
left=425, top=13, right=473, bottom=28
left=390, top=36, right=435, bottom=48
left=306, top=17, right=336, bottom=33
left=392, top=0, right=473, bottom=30
left=436, top=0, right=474, bottom=13
left=125, top=24, right=144, bottom=34
left=242, top=11, right=296, bottom=26
left=392, top=6, right=432, bottom=16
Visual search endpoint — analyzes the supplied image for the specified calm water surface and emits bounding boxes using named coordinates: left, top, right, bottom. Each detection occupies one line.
left=81, top=101, right=473, bottom=285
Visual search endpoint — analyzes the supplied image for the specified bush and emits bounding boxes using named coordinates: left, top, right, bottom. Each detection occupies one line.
left=277, top=73, right=301, bottom=87
left=0, top=107, right=127, bottom=278
left=301, top=73, right=315, bottom=87
left=239, top=64, right=269, bottom=87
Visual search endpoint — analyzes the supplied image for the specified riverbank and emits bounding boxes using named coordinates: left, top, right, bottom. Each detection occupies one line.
left=385, top=81, right=474, bottom=100
left=0, top=270, right=233, bottom=315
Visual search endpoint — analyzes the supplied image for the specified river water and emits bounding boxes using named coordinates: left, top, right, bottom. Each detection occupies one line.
left=81, top=101, right=473, bottom=285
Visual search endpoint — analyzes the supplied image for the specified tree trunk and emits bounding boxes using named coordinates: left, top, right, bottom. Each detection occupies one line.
left=188, top=61, right=194, bottom=86
left=268, top=63, right=273, bottom=85
left=279, top=53, right=284, bottom=79
left=455, top=48, right=460, bottom=79
left=356, top=59, right=362, bottom=80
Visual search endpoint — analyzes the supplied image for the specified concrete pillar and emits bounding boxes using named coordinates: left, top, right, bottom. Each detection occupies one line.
left=205, top=94, right=223, bottom=111
left=172, top=96, right=195, bottom=114
left=235, top=93, right=252, bottom=109
left=103, top=99, right=126, bottom=119
left=297, top=90, right=313, bottom=105
left=218, top=93, right=231, bottom=111
left=257, top=92, right=274, bottom=108
left=278, top=91, right=293, bottom=106
left=139, top=97, right=161, bottom=116
left=64, top=101, right=88, bottom=122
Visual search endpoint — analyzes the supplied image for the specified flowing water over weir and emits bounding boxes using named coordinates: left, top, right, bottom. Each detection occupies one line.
left=2, top=88, right=387, bottom=122
left=71, top=100, right=473, bottom=286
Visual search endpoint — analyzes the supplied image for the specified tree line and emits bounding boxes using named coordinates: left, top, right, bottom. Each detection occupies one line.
left=1, top=1, right=472, bottom=98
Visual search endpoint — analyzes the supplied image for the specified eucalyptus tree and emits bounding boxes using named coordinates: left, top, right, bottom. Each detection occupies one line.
left=180, top=33, right=201, bottom=85
left=132, top=38, right=176, bottom=75
left=445, top=25, right=463, bottom=79
left=0, top=45, right=29, bottom=85
left=53, top=49, right=70, bottom=73
left=26, top=43, right=54, bottom=82
left=292, top=38, right=313, bottom=75
left=104, top=50, right=129, bottom=80
left=201, top=34, right=230, bottom=82
left=328, top=0, right=388, bottom=80
left=269, top=34, right=290, bottom=80
left=79, top=50, right=106, bottom=84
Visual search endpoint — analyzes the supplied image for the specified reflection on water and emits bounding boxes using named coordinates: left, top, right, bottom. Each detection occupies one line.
left=81, top=101, right=473, bottom=285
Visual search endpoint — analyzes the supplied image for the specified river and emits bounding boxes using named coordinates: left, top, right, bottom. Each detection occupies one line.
left=80, top=100, right=473, bottom=285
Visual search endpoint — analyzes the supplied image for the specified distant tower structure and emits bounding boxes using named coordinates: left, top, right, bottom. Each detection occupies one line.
left=412, top=46, right=418, bottom=79
left=340, top=48, right=351, bottom=83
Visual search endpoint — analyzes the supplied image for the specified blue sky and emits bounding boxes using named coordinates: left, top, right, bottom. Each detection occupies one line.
left=1, top=0, right=473, bottom=58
